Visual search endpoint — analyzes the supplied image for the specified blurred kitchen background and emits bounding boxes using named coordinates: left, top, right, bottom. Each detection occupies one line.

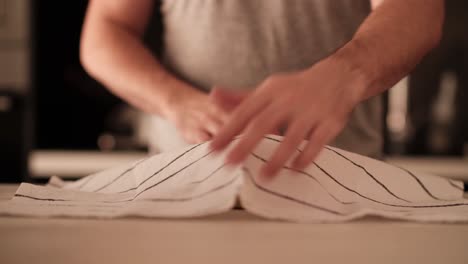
left=0, top=0, right=467, bottom=183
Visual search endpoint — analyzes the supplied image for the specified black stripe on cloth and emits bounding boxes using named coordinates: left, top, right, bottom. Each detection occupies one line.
left=264, top=135, right=458, bottom=202
left=14, top=172, right=240, bottom=204
left=14, top=194, right=69, bottom=202
left=125, top=137, right=242, bottom=199
left=242, top=167, right=343, bottom=216
left=129, top=150, right=216, bottom=200
left=92, top=158, right=148, bottom=192
left=449, top=180, right=465, bottom=191
left=117, top=142, right=206, bottom=193
left=250, top=152, right=468, bottom=209
left=263, top=136, right=410, bottom=203
left=324, top=145, right=450, bottom=202
left=189, top=163, right=227, bottom=184
left=250, top=153, right=355, bottom=205
left=391, top=164, right=450, bottom=201
left=322, top=146, right=411, bottom=203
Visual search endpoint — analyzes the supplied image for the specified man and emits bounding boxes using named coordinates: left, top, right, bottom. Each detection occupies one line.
left=80, top=0, right=443, bottom=179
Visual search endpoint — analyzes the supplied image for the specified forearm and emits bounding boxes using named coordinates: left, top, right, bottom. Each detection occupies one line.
left=80, top=12, right=195, bottom=117
left=331, top=0, right=444, bottom=101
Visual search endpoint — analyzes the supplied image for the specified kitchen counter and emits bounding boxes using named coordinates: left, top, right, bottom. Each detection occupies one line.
left=1, top=184, right=467, bottom=264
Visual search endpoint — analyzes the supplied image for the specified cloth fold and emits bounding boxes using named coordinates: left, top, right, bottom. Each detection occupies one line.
left=1, top=135, right=467, bottom=223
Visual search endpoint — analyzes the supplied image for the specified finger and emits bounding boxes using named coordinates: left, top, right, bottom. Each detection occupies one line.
left=203, top=114, right=224, bottom=136
left=210, top=93, right=269, bottom=151
left=292, top=121, right=341, bottom=169
left=206, top=100, right=230, bottom=124
left=213, top=108, right=230, bottom=124
left=269, top=127, right=281, bottom=136
left=195, top=130, right=212, bottom=143
left=260, top=118, right=311, bottom=178
left=225, top=105, right=286, bottom=165
left=210, top=87, right=250, bottom=112
left=185, top=129, right=211, bottom=144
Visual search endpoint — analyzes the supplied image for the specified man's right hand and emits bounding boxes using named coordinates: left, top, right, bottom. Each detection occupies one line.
left=81, top=0, right=246, bottom=145
left=164, top=87, right=230, bottom=144
left=81, top=0, right=227, bottom=145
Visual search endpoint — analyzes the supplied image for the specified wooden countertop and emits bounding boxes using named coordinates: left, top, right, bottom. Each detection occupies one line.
left=1, top=184, right=468, bottom=264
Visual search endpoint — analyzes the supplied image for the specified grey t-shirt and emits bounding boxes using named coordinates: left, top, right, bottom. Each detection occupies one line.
left=151, top=0, right=382, bottom=157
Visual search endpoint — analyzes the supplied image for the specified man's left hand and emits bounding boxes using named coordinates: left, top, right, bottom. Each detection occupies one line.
left=210, top=57, right=368, bottom=179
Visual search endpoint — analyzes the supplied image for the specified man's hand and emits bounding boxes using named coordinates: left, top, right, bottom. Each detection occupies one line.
left=210, top=88, right=250, bottom=112
left=209, top=0, right=443, bottom=180
left=210, top=88, right=282, bottom=136
left=210, top=57, right=368, bottom=178
left=163, top=87, right=234, bottom=144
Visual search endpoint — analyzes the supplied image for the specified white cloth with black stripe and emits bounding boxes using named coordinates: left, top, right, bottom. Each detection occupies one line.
left=1, top=135, right=467, bottom=222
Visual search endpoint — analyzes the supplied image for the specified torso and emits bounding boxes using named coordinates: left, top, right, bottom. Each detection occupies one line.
left=151, top=0, right=382, bottom=157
